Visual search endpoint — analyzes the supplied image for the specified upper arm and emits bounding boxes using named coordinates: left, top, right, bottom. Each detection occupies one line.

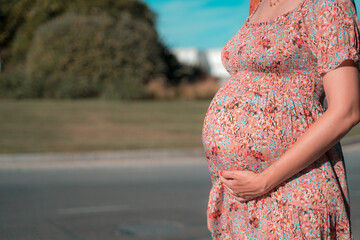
left=322, top=59, right=360, bottom=124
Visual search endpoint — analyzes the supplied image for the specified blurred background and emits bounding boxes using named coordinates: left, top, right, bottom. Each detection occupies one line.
left=0, top=0, right=360, bottom=239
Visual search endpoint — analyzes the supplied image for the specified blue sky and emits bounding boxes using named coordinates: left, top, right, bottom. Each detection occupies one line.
left=143, top=0, right=249, bottom=50
left=143, top=0, right=360, bottom=50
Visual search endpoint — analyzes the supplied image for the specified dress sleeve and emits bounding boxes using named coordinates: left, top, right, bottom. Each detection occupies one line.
left=302, top=0, right=360, bottom=76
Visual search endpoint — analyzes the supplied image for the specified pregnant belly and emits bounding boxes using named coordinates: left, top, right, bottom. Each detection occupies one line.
left=203, top=107, right=277, bottom=173
left=202, top=88, right=309, bottom=173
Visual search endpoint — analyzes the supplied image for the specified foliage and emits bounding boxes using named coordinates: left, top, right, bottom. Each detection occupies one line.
left=0, top=69, right=32, bottom=99
left=25, top=11, right=166, bottom=99
left=0, top=0, right=156, bottom=64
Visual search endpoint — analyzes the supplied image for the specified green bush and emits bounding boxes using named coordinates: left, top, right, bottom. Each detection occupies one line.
left=0, top=70, right=33, bottom=99
left=1, top=0, right=156, bottom=65
left=25, top=11, right=166, bottom=99
left=101, top=69, right=147, bottom=99
left=24, top=75, right=100, bottom=99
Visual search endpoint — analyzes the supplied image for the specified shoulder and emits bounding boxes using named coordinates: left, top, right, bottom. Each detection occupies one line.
left=303, top=0, right=358, bottom=19
left=306, top=0, right=357, bottom=10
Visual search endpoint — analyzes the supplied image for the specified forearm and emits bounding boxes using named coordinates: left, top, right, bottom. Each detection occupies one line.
left=260, top=108, right=359, bottom=192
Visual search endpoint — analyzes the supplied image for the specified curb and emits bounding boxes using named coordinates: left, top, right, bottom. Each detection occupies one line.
left=0, top=148, right=207, bottom=170
left=0, top=135, right=359, bottom=170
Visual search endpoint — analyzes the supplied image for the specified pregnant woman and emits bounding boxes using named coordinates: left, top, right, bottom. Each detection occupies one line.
left=202, top=0, right=360, bottom=238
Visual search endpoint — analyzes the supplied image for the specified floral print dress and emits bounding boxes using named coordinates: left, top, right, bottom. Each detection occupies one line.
left=201, top=0, right=360, bottom=238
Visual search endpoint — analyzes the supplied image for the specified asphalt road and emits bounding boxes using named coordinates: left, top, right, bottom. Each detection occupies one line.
left=0, top=144, right=359, bottom=240
left=0, top=160, right=211, bottom=240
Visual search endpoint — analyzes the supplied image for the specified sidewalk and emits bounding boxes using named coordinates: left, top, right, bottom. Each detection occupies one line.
left=0, top=134, right=359, bottom=170
left=0, top=147, right=207, bottom=170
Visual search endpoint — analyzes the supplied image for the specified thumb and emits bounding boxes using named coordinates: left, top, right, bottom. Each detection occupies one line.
left=221, top=170, right=238, bottom=179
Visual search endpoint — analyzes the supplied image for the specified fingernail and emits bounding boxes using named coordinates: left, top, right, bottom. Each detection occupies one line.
left=220, top=171, right=223, bottom=176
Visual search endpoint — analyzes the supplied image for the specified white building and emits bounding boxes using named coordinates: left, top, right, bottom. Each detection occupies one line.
left=171, top=47, right=201, bottom=67
left=171, top=47, right=230, bottom=86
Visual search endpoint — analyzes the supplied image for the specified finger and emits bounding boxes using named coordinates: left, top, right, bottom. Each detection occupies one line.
left=219, top=178, right=231, bottom=190
left=223, top=183, right=235, bottom=195
left=219, top=175, right=234, bottom=188
left=221, top=170, right=237, bottom=179
left=223, top=184, right=244, bottom=200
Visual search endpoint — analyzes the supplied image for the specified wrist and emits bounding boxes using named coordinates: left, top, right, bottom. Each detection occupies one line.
left=258, top=167, right=278, bottom=193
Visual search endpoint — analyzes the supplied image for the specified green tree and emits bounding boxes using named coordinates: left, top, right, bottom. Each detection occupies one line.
left=25, top=11, right=166, bottom=99
left=0, top=0, right=156, bottom=65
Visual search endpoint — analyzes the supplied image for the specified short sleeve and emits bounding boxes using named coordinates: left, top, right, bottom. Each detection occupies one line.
left=302, top=0, right=360, bottom=76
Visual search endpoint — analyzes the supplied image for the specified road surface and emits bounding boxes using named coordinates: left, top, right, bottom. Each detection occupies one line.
left=0, top=144, right=359, bottom=239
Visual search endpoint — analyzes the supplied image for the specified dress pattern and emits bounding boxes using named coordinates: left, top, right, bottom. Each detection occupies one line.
left=201, top=0, right=360, bottom=238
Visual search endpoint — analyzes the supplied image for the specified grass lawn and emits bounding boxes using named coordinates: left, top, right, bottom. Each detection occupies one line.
left=0, top=99, right=359, bottom=154
left=0, top=99, right=210, bottom=153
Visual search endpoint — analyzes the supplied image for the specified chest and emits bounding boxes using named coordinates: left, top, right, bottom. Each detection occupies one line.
left=222, top=18, right=317, bottom=74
